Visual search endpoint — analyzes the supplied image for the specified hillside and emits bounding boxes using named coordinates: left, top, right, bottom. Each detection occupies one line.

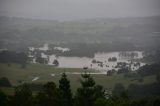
left=0, top=16, right=160, bottom=51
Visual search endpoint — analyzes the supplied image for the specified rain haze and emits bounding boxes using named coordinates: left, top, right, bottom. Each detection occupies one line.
left=0, top=0, right=160, bottom=20
left=0, top=0, right=160, bottom=105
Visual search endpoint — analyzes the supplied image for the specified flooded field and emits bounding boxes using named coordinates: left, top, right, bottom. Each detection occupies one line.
left=29, top=44, right=145, bottom=72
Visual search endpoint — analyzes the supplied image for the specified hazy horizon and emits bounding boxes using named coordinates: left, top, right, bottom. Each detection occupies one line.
left=0, top=0, right=160, bottom=21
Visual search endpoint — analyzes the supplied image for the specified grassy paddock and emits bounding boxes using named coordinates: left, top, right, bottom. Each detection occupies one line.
left=0, top=63, right=156, bottom=93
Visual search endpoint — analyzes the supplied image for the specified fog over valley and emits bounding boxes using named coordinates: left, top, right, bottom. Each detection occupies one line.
left=0, top=0, right=160, bottom=106
left=0, top=0, right=160, bottom=21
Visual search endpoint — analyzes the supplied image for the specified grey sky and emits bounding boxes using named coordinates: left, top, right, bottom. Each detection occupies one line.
left=0, top=0, right=160, bottom=20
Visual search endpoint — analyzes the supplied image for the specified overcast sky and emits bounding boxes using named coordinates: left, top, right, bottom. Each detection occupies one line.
left=0, top=0, right=160, bottom=21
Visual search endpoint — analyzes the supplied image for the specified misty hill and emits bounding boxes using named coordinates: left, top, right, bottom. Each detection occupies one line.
left=0, top=16, right=160, bottom=50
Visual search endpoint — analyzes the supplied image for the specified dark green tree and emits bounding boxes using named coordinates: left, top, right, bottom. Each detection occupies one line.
left=35, top=82, right=62, bottom=106
left=112, top=83, right=125, bottom=97
left=94, top=85, right=105, bottom=99
left=59, top=73, right=72, bottom=106
left=0, top=77, right=12, bottom=87
left=13, top=83, right=33, bottom=106
left=94, top=98, right=106, bottom=106
left=53, top=59, right=59, bottom=66
left=156, top=73, right=160, bottom=83
left=75, top=72, right=95, bottom=106
left=75, top=71, right=105, bottom=106
left=0, top=90, right=9, bottom=106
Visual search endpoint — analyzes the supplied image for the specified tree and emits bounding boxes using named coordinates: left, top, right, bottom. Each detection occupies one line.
left=75, top=72, right=105, bottom=106
left=35, top=82, right=62, bottom=106
left=0, top=51, right=28, bottom=67
left=112, top=83, right=125, bottom=97
left=94, top=85, right=105, bottom=99
left=36, top=56, right=46, bottom=64
left=137, top=63, right=160, bottom=76
left=0, top=77, right=12, bottom=87
left=94, top=98, right=106, bottom=106
left=13, top=83, right=33, bottom=106
left=0, top=90, right=9, bottom=106
left=156, top=73, right=160, bottom=83
left=53, top=59, right=59, bottom=66
left=59, top=73, right=72, bottom=106
left=75, top=72, right=95, bottom=106
left=117, top=68, right=129, bottom=74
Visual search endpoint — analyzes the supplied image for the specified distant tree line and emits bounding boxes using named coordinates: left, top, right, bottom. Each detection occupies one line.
left=48, top=42, right=136, bottom=58
left=137, top=62, right=160, bottom=77
left=1, top=16, right=160, bottom=51
left=141, top=50, right=160, bottom=63
left=0, top=50, right=28, bottom=68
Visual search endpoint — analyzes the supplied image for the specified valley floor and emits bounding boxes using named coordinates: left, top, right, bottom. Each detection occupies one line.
left=0, top=63, right=156, bottom=94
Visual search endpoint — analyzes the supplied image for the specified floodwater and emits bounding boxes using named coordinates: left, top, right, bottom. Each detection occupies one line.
left=32, top=77, right=39, bottom=81
left=47, top=51, right=144, bottom=71
left=29, top=44, right=145, bottom=72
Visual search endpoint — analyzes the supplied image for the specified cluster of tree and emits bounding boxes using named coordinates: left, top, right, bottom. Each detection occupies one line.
left=0, top=72, right=105, bottom=106
left=137, top=62, right=160, bottom=76
left=91, top=59, right=104, bottom=67
left=108, top=57, right=117, bottom=62
left=141, top=50, right=160, bottom=63
left=119, top=52, right=138, bottom=59
left=115, top=73, right=160, bottom=99
left=111, top=80, right=160, bottom=105
left=128, top=82, right=160, bottom=99
left=117, top=68, right=130, bottom=74
left=95, top=94, right=160, bottom=106
left=0, top=50, right=28, bottom=68
left=35, top=56, right=48, bottom=64
left=107, top=69, right=116, bottom=76
left=49, top=42, right=135, bottom=58
left=115, top=62, right=127, bottom=69
left=27, top=42, right=137, bottom=59
left=0, top=77, right=12, bottom=87
left=1, top=72, right=160, bottom=106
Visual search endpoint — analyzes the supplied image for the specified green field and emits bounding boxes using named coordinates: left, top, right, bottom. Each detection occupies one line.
left=0, top=63, right=156, bottom=94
